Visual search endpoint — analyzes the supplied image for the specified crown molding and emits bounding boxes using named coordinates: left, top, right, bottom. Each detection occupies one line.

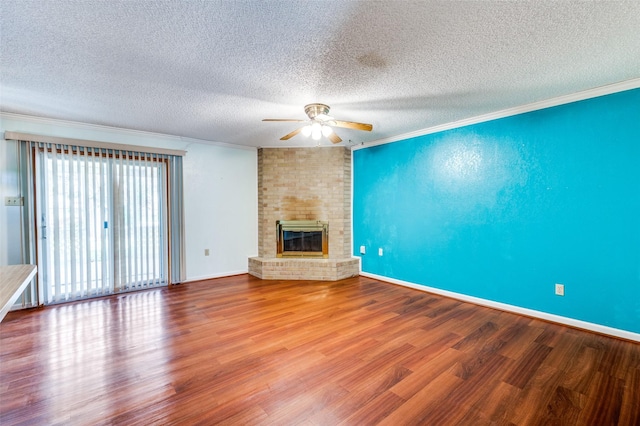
left=4, top=131, right=187, bottom=157
left=353, top=78, right=640, bottom=151
left=0, top=112, right=256, bottom=152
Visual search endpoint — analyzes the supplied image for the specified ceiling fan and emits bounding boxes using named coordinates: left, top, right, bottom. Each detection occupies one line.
left=262, top=103, right=373, bottom=144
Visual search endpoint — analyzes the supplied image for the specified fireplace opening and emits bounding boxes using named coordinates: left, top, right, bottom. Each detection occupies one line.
left=283, top=231, right=322, bottom=252
left=277, top=220, right=328, bottom=258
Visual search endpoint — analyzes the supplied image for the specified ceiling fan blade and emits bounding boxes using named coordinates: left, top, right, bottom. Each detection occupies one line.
left=328, top=132, right=342, bottom=144
left=263, top=119, right=306, bottom=122
left=333, top=120, right=373, bottom=131
left=280, top=127, right=303, bottom=140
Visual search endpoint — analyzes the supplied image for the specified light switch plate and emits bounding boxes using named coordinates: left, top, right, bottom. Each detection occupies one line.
left=5, top=197, right=23, bottom=206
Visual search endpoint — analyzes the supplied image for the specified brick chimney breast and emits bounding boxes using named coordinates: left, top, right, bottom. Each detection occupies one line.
left=249, top=147, right=359, bottom=280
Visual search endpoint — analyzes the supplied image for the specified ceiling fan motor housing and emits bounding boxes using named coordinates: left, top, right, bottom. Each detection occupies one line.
left=304, top=103, right=331, bottom=120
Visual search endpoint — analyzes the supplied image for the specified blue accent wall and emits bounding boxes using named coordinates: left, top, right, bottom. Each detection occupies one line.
left=353, top=88, right=640, bottom=334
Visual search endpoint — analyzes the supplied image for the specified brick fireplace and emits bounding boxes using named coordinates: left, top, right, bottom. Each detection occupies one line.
left=248, top=147, right=360, bottom=280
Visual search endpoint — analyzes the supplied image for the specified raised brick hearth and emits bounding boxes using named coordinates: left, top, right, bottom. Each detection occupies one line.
left=248, top=257, right=360, bottom=281
left=249, top=147, right=360, bottom=280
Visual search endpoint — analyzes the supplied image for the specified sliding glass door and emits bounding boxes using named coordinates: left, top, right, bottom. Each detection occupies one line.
left=113, top=158, right=167, bottom=293
left=36, top=146, right=168, bottom=304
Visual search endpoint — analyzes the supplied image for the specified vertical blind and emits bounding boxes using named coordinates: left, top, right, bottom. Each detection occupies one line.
left=112, top=151, right=167, bottom=293
left=12, top=134, right=185, bottom=306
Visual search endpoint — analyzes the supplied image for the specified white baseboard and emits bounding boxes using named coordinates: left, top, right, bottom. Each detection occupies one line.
left=359, top=271, right=640, bottom=342
left=181, top=270, right=248, bottom=284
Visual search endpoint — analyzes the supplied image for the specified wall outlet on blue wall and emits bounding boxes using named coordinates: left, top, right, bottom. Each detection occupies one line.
left=555, top=283, right=565, bottom=296
left=360, top=246, right=366, bottom=255
left=378, top=248, right=384, bottom=256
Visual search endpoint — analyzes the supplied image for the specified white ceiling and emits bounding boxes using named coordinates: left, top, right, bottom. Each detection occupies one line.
left=1, top=1, right=639, bottom=148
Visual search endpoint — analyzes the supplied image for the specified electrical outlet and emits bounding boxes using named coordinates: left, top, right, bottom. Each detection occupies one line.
left=555, top=283, right=565, bottom=296
left=4, top=196, right=23, bottom=206
left=378, top=248, right=383, bottom=256
left=359, top=246, right=366, bottom=255
left=204, top=249, right=210, bottom=256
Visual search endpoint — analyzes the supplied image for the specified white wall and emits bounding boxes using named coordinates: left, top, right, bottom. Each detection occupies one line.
left=0, top=131, right=22, bottom=265
left=0, top=113, right=258, bottom=281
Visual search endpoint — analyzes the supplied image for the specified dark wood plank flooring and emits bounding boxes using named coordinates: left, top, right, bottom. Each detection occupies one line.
left=1, top=274, right=638, bottom=425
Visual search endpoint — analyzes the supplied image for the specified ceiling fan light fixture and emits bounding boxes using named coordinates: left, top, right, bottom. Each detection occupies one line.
left=311, top=122, right=322, bottom=140
left=263, top=103, right=372, bottom=144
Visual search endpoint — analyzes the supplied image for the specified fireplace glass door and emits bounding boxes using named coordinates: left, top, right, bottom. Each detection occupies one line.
left=283, top=231, right=323, bottom=252
left=277, top=220, right=328, bottom=257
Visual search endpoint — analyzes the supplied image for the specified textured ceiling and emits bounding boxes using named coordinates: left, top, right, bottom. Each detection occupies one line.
left=1, top=1, right=639, bottom=148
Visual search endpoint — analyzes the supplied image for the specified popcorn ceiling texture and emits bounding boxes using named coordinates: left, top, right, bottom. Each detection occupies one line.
left=249, top=147, right=359, bottom=280
left=1, top=1, right=639, bottom=148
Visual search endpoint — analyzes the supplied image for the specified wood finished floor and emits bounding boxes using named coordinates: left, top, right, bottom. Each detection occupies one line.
left=1, top=274, right=638, bottom=425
